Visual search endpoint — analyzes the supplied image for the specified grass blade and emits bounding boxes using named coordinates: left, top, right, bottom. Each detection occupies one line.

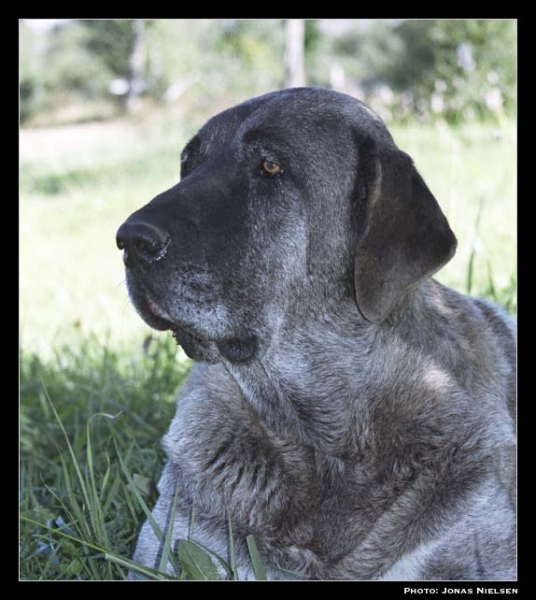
left=246, top=534, right=267, bottom=581
left=104, top=554, right=172, bottom=580
left=189, top=504, right=195, bottom=537
left=486, top=260, right=498, bottom=302
left=466, top=194, right=486, bottom=295
left=86, top=413, right=118, bottom=550
left=41, top=380, right=91, bottom=514
left=157, top=481, right=180, bottom=574
left=270, top=564, right=309, bottom=579
left=115, top=441, right=165, bottom=543
left=228, top=516, right=239, bottom=580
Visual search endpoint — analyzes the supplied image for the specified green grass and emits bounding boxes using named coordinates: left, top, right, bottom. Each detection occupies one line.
left=19, top=112, right=516, bottom=580
left=20, top=334, right=188, bottom=579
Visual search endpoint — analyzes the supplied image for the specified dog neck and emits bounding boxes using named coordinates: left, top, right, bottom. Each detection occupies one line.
left=220, top=293, right=384, bottom=456
left=218, top=281, right=456, bottom=458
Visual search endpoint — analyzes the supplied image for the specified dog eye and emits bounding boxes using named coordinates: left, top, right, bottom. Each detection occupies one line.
left=261, top=160, right=283, bottom=177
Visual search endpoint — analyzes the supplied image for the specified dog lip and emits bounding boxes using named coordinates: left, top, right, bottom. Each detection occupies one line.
left=146, top=296, right=170, bottom=321
left=141, top=292, right=209, bottom=341
left=132, top=289, right=174, bottom=332
left=129, top=278, right=215, bottom=342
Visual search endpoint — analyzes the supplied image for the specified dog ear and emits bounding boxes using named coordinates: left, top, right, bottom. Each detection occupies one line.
left=353, top=135, right=457, bottom=323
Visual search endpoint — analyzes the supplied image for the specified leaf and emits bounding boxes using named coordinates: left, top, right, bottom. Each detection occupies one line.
left=132, top=473, right=152, bottom=497
left=246, top=535, right=267, bottom=581
left=186, top=539, right=233, bottom=579
left=178, top=540, right=221, bottom=581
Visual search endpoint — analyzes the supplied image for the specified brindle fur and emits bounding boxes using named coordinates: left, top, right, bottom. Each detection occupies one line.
left=116, top=88, right=516, bottom=580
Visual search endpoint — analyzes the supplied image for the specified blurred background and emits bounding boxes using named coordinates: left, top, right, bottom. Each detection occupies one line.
left=19, top=19, right=517, bottom=580
left=20, top=19, right=516, bottom=127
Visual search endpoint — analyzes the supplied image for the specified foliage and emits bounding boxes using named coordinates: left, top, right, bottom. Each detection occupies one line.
left=150, top=20, right=285, bottom=105
left=20, top=20, right=141, bottom=123
left=80, top=20, right=136, bottom=80
left=20, top=19, right=516, bottom=126
left=19, top=22, right=47, bottom=122
left=328, top=19, right=516, bottom=123
left=43, top=22, right=113, bottom=98
left=393, top=20, right=515, bottom=122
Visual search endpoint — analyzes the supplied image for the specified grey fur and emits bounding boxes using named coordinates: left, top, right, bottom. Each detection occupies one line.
left=117, top=88, right=516, bottom=580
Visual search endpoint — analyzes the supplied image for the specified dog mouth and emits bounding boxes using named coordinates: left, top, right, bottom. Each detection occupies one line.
left=128, top=281, right=259, bottom=364
left=135, top=292, right=216, bottom=358
left=144, top=296, right=173, bottom=329
left=145, top=297, right=197, bottom=343
left=129, top=283, right=194, bottom=339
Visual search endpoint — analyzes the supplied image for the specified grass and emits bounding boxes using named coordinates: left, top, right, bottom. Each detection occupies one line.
left=19, top=110, right=516, bottom=580
left=19, top=334, right=188, bottom=579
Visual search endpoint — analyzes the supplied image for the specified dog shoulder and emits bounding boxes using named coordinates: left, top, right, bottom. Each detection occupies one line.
left=419, top=281, right=515, bottom=397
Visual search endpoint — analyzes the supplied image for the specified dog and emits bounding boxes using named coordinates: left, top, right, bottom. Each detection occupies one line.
left=116, top=88, right=516, bottom=580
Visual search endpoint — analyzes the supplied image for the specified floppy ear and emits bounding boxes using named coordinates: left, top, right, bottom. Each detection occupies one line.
left=353, top=135, right=457, bottom=323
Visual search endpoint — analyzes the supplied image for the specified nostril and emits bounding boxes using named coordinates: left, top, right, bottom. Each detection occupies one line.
left=135, top=238, right=161, bottom=257
left=135, top=239, right=150, bottom=254
left=116, top=221, right=170, bottom=265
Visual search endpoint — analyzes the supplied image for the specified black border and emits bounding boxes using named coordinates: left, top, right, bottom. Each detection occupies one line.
left=17, top=15, right=524, bottom=593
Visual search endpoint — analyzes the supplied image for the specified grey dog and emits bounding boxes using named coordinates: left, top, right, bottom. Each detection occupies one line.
left=116, top=88, right=516, bottom=580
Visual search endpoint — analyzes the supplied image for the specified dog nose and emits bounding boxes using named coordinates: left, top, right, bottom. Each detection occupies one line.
left=116, top=220, right=170, bottom=267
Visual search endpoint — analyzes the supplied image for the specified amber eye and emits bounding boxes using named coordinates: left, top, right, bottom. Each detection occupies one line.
left=261, top=160, right=283, bottom=176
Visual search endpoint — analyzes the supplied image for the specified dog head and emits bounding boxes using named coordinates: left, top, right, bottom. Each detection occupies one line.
left=117, top=88, right=456, bottom=363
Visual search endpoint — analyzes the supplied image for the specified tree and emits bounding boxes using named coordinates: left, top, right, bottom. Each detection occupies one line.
left=285, top=20, right=305, bottom=87
left=20, top=21, right=46, bottom=123
left=125, top=20, right=148, bottom=114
